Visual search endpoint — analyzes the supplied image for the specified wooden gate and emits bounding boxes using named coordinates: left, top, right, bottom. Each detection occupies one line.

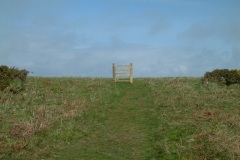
left=113, top=63, right=133, bottom=83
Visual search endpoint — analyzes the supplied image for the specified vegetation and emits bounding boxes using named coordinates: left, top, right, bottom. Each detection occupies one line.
left=202, top=69, right=240, bottom=86
left=0, top=65, right=29, bottom=93
left=0, top=77, right=239, bottom=159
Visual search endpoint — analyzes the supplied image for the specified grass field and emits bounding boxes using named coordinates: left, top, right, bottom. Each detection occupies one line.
left=0, top=77, right=240, bottom=159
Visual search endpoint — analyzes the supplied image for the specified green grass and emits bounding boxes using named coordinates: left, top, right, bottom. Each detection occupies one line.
left=0, top=77, right=239, bottom=159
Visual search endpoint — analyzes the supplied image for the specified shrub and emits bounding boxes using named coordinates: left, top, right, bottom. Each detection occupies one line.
left=0, top=65, right=29, bottom=93
left=202, top=69, right=240, bottom=86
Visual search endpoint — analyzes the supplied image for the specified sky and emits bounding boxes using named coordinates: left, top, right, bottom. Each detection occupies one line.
left=0, top=0, right=240, bottom=77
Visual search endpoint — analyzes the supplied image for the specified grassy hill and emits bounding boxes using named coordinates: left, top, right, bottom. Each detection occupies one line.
left=1, top=77, right=240, bottom=159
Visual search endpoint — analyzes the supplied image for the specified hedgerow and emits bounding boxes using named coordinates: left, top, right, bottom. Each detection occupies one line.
left=0, top=65, right=29, bottom=93
left=202, top=69, right=240, bottom=86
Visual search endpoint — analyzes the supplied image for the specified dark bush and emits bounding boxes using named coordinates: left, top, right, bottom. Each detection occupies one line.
left=0, top=65, right=29, bottom=93
left=202, top=69, right=240, bottom=86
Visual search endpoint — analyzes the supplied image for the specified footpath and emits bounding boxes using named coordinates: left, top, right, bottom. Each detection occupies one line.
left=58, top=80, right=155, bottom=160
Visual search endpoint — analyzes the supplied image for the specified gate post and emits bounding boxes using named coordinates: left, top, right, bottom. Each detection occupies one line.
left=130, top=63, right=133, bottom=83
left=113, top=63, right=116, bottom=82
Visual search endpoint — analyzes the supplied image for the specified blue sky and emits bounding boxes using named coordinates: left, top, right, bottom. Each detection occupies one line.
left=1, top=0, right=240, bottom=77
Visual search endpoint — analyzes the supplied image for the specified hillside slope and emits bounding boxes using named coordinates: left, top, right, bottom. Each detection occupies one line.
left=1, top=77, right=239, bottom=159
